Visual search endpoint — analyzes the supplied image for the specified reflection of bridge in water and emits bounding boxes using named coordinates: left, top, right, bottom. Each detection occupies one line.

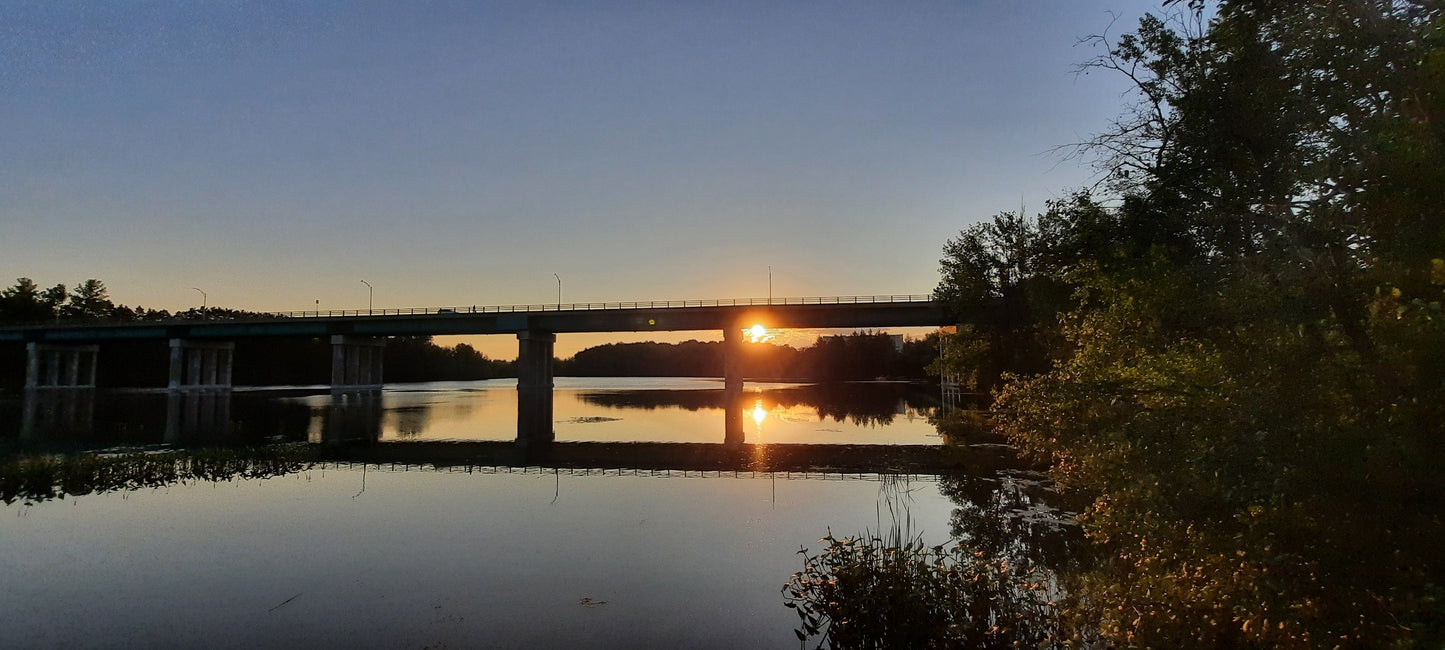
left=322, top=440, right=974, bottom=474
left=7, top=384, right=976, bottom=474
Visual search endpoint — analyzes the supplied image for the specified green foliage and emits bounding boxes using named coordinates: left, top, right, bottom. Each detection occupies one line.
left=996, top=263, right=1445, bottom=647
left=932, top=194, right=1128, bottom=391
left=928, top=1, right=1445, bottom=646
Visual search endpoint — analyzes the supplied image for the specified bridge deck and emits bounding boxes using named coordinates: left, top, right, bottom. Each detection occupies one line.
left=0, top=295, right=951, bottom=343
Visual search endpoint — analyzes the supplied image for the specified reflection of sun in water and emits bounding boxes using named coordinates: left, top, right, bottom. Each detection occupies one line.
left=747, top=324, right=770, bottom=343
left=752, top=399, right=769, bottom=442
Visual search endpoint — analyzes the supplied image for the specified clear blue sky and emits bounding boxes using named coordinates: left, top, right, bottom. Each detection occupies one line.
left=3, top=1, right=1163, bottom=357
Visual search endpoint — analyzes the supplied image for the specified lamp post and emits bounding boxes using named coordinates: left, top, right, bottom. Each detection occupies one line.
left=768, top=266, right=772, bottom=302
left=360, top=280, right=373, bottom=314
left=554, top=273, right=562, bottom=306
left=191, top=287, right=207, bottom=311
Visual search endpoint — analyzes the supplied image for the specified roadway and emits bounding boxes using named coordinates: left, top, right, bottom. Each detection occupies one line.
left=0, top=295, right=951, bottom=343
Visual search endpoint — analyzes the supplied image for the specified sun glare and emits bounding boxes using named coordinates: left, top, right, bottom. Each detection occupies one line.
left=748, top=323, right=769, bottom=342
left=752, top=400, right=768, bottom=425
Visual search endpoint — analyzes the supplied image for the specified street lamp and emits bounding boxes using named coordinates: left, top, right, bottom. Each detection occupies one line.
left=554, top=273, right=562, bottom=305
left=768, top=266, right=772, bottom=302
left=191, top=287, right=207, bottom=311
left=360, top=279, right=373, bottom=314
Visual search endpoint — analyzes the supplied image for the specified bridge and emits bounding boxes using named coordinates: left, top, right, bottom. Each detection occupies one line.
left=4, top=295, right=952, bottom=440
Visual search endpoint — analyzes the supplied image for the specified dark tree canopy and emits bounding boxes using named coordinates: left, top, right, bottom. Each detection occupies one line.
left=929, top=1, right=1445, bottom=646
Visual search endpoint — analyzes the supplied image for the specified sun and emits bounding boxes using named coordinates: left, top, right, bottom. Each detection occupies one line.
left=748, top=323, right=768, bottom=342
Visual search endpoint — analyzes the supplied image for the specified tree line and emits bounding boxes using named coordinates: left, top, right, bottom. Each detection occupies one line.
left=0, top=277, right=177, bottom=324
left=558, top=331, right=940, bottom=380
left=0, top=278, right=515, bottom=389
left=923, top=1, right=1444, bottom=646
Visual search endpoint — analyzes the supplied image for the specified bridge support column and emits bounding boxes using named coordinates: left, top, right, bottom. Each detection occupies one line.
left=22, top=343, right=100, bottom=440
left=168, top=339, right=234, bottom=391
left=517, top=330, right=555, bottom=443
left=723, top=326, right=744, bottom=444
left=165, top=340, right=234, bottom=441
left=25, top=343, right=99, bottom=389
left=331, top=335, right=385, bottom=392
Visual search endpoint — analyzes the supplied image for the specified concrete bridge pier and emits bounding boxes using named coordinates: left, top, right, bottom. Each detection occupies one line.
left=168, top=339, right=234, bottom=390
left=723, top=326, right=744, bottom=444
left=331, top=335, right=385, bottom=392
left=25, top=342, right=100, bottom=390
left=165, top=339, right=235, bottom=441
left=517, top=330, right=555, bottom=443
left=21, top=343, right=100, bottom=439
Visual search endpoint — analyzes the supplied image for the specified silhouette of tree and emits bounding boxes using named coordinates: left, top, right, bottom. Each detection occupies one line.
left=0, top=278, right=64, bottom=323
left=62, top=279, right=114, bottom=320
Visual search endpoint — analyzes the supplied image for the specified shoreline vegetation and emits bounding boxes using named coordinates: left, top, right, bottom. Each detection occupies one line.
left=787, top=1, right=1445, bottom=647
left=4, top=1, right=1441, bottom=647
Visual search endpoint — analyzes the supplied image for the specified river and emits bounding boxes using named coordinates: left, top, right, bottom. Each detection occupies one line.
left=1, top=378, right=1067, bottom=648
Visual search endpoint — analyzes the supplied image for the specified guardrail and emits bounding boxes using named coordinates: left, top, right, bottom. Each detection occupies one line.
left=269, top=295, right=935, bottom=319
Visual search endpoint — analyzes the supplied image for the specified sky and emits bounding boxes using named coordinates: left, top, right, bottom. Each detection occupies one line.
left=2, top=0, right=1164, bottom=359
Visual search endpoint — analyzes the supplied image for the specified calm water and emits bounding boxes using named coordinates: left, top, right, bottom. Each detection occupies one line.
left=1, top=379, right=1063, bottom=648
left=297, top=377, right=943, bottom=445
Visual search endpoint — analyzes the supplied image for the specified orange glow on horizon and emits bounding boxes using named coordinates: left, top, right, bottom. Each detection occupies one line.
left=747, top=323, right=771, bottom=343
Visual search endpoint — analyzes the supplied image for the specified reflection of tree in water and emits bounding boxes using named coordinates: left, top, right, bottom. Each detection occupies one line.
left=578, top=383, right=939, bottom=428
left=785, top=470, right=1082, bottom=648
left=938, top=471, right=1080, bottom=575
left=392, top=406, right=430, bottom=438
left=1, top=444, right=319, bottom=505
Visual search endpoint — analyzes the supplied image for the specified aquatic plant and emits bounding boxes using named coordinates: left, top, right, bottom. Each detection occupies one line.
left=782, top=532, right=1064, bottom=649
left=785, top=473, right=1071, bottom=649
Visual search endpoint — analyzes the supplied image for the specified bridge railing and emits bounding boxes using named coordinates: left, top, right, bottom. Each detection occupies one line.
left=268, top=295, right=935, bottom=319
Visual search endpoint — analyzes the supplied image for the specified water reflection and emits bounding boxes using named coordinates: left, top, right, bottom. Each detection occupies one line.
left=1, top=390, right=314, bottom=451
left=321, top=389, right=384, bottom=444
left=0, top=379, right=1083, bottom=649
left=785, top=454, right=1082, bottom=647
left=39, top=378, right=941, bottom=446
left=19, top=389, right=94, bottom=440
left=165, top=390, right=232, bottom=442
left=579, top=382, right=935, bottom=428
left=0, top=379, right=983, bottom=503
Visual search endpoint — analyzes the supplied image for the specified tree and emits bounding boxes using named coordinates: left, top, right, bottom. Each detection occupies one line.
left=932, top=195, right=1112, bottom=390
left=63, top=279, right=113, bottom=320
left=987, top=1, right=1445, bottom=645
left=0, top=278, right=65, bottom=323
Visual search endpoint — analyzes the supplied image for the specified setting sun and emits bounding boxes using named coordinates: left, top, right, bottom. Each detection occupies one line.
left=748, top=323, right=769, bottom=342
